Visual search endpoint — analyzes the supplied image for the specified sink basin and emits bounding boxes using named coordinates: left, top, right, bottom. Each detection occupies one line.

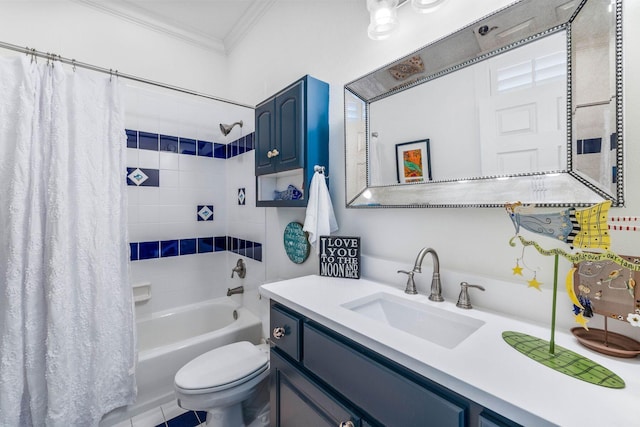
left=342, top=292, right=485, bottom=349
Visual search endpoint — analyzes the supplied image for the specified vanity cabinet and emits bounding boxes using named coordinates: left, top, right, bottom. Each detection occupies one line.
left=269, top=301, right=521, bottom=427
left=255, top=75, right=329, bottom=207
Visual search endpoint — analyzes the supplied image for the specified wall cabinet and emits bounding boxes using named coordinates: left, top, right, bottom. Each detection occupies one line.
left=269, top=301, right=521, bottom=427
left=255, top=75, right=329, bottom=207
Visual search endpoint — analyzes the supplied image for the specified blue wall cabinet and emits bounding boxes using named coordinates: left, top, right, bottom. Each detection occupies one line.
left=255, top=75, right=329, bottom=207
left=269, top=301, right=522, bottom=427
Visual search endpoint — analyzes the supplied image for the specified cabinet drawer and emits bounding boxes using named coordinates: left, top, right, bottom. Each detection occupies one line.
left=303, top=322, right=467, bottom=427
left=270, top=304, right=301, bottom=361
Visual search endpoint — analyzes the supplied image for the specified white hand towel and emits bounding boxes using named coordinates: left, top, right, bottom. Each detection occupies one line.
left=303, top=171, right=338, bottom=254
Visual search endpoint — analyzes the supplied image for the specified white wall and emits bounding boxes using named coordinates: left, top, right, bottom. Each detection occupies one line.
left=226, top=0, right=640, bottom=336
left=2, top=0, right=639, bottom=335
left=0, top=1, right=231, bottom=98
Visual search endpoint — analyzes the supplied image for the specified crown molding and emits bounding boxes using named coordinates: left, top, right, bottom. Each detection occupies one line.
left=71, top=0, right=227, bottom=54
left=224, top=0, right=276, bottom=54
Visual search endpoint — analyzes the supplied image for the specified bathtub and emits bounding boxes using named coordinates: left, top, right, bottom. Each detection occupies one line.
left=100, top=297, right=263, bottom=426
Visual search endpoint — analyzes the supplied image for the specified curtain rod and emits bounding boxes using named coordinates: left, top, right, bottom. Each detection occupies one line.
left=0, top=40, right=254, bottom=109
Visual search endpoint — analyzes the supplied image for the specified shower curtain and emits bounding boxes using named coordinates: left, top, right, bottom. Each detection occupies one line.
left=0, top=56, right=136, bottom=426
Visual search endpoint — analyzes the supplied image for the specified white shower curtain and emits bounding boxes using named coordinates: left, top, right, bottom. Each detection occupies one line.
left=0, top=56, right=136, bottom=426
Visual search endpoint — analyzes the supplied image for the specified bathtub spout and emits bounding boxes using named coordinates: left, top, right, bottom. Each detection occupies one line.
left=227, top=286, right=244, bottom=296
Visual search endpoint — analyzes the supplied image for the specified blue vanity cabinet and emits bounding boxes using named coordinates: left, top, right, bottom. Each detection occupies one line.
left=255, top=75, right=329, bottom=207
left=269, top=301, right=522, bottom=427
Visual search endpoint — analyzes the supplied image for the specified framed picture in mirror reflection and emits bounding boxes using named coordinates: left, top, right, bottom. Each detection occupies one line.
left=395, top=139, right=432, bottom=184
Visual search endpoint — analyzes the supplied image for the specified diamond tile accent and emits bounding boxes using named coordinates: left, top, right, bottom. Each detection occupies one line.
left=238, top=188, right=246, bottom=205
left=128, top=168, right=149, bottom=186
left=197, top=205, right=214, bottom=221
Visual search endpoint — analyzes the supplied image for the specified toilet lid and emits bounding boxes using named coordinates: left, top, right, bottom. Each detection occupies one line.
left=175, top=341, right=269, bottom=392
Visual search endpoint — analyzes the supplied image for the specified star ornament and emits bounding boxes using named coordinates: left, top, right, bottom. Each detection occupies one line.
left=512, top=263, right=524, bottom=276
left=574, top=312, right=590, bottom=330
left=527, top=277, right=542, bottom=291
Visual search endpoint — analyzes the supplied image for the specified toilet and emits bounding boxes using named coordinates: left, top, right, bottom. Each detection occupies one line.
left=174, top=341, right=270, bottom=427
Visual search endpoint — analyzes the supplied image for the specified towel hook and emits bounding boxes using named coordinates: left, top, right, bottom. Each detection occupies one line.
left=314, top=165, right=329, bottom=178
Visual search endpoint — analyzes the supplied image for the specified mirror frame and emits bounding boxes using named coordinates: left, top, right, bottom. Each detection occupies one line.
left=344, top=0, right=623, bottom=208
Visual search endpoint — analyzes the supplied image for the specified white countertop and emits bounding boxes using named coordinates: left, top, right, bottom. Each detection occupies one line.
left=260, top=275, right=640, bottom=427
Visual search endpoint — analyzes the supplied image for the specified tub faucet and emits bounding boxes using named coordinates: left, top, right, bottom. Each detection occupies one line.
left=397, top=247, right=443, bottom=301
left=227, top=285, right=244, bottom=296
left=231, top=258, right=246, bottom=279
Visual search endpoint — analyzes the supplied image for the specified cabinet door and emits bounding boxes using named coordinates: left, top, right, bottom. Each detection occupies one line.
left=275, top=80, right=305, bottom=171
left=255, top=98, right=276, bottom=175
left=271, top=350, right=361, bottom=427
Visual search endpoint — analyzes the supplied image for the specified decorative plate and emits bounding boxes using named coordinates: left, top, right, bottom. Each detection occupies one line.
left=283, top=222, right=310, bottom=264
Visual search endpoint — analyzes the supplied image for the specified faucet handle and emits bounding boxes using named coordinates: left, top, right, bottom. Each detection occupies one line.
left=397, top=270, right=418, bottom=295
left=456, top=282, right=485, bottom=309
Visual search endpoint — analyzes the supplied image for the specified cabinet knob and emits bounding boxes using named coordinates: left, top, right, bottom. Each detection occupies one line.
left=339, top=422, right=355, bottom=427
left=272, top=326, right=286, bottom=339
left=267, top=148, right=280, bottom=158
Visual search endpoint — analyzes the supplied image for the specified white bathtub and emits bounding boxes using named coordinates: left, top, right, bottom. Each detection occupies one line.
left=100, top=297, right=263, bottom=426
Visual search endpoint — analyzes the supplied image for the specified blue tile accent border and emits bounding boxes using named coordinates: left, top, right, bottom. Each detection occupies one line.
left=577, top=137, right=602, bottom=155
left=214, top=142, right=226, bottom=159
left=198, top=140, right=213, bottom=157
left=180, top=238, right=197, bottom=255
left=161, top=239, right=179, bottom=257
left=130, top=236, right=262, bottom=262
left=139, top=241, right=159, bottom=260
left=126, top=129, right=138, bottom=148
left=215, top=236, right=226, bottom=252
left=130, top=242, right=139, bottom=261
left=198, top=237, right=214, bottom=253
left=125, top=129, right=255, bottom=160
left=138, top=131, right=159, bottom=151
left=160, top=135, right=179, bottom=153
left=179, top=137, right=197, bottom=156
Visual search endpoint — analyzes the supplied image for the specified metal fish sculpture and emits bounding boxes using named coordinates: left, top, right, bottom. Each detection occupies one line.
left=505, top=201, right=611, bottom=250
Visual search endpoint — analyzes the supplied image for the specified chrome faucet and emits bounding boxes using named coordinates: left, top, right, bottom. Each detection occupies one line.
left=231, top=258, right=246, bottom=279
left=397, top=247, right=443, bottom=301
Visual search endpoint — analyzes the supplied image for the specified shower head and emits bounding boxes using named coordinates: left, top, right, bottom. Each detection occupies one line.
left=220, top=120, right=243, bottom=136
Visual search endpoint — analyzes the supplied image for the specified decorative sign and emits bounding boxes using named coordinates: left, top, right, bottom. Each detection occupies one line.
left=319, top=236, right=360, bottom=279
left=283, top=222, right=310, bottom=264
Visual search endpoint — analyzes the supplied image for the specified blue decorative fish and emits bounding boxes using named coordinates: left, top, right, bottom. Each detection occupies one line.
left=274, top=185, right=302, bottom=201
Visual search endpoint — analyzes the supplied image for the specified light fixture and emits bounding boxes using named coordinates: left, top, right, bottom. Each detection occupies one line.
left=367, top=0, right=449, bottom=40
left=411, top=0, right=447, bottom=13
left=367, top=0, right=399, bottom=40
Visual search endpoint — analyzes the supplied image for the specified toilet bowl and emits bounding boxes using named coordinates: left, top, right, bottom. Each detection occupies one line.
left=174, top=341, right=270, bottom=427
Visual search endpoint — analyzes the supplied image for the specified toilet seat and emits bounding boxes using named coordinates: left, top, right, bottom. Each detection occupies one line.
left=175, top=341, right=269, bottom=394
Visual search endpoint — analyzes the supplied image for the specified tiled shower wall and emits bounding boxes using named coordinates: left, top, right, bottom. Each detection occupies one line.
left=123, top=82, right=264, bottom=318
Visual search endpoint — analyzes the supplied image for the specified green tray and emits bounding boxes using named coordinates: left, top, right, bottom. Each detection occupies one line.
left=502, top=331, right=625, bottom=389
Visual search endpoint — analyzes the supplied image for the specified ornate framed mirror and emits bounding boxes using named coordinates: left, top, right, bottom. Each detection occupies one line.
left=344, top=0, right=623, bottom=208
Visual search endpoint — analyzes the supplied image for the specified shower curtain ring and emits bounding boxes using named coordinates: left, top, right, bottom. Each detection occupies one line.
left=71, top=59, right=76, bottom=72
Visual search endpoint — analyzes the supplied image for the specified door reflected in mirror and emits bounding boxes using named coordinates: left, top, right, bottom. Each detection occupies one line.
left=369, top=32, right=567, bottom=186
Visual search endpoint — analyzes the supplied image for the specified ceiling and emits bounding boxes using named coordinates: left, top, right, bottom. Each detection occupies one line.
left=72, top=0, right=276, bottom=55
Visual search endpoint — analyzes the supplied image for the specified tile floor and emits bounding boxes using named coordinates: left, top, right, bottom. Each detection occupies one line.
left=109, top=400, right=206, bottom=427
